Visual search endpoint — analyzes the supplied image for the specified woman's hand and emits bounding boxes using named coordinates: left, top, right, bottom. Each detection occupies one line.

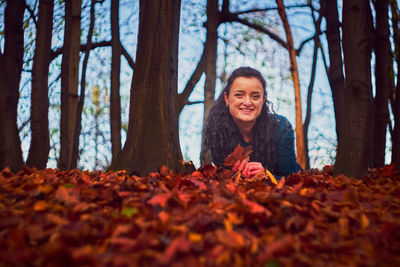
left=232, top=159, right=264, bottom=177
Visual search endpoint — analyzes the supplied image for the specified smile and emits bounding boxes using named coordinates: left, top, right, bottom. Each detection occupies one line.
left=239, top=108, right=254, bottom=113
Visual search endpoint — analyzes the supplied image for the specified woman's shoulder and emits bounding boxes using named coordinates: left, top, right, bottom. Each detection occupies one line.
left=271, top=114, right=292, bottom=130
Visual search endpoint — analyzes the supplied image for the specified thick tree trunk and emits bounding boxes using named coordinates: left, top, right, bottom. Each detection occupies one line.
left=109, top=0, right=184, bottom=176
left=390, top=0, right=400, bottom=168
left=335, top=0, right=373, bottom=178
left=71, top=0, right=96, bottom=169
left=58, top=0, right=82, bottom=170
left=27, top=0, right=54, bottom=169
left=0, top=0, right=25, bottom=172
left=372, top=0, right=391, bottom=168
left=110, top=0, right=122, bottom=160
left=276, top=0, right=306, bottom=170
left=322, top=0, right=346, bottom=145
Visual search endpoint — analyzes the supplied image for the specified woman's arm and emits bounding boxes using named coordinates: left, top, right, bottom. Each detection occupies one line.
left=276, top=116, right=302, bottom=176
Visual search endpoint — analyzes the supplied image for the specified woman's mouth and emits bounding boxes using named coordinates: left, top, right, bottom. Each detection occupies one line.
left=239, top=108, right=254, bottom=114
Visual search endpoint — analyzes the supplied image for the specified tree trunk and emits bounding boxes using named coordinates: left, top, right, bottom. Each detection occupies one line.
left=322, top=0, right=346, bottom=145
left=27, top=0, right=54, bottom=170
left=58, top=0, right=82, bottom=170
left=303, top=3, right=324, bottom=170
left=203, top=0, right=219, bottom=125
left=372, top=0, right=391, bottom=168
left=276, top=0, right=306, bottom=170
left=201, top=0, right=220, bottom=156
left=335, top=0, right=373, bottom=178
left=110, top=0, right=122, bottom=160
left=390, top=0, right=400, bottom=168
left=109, top=0, right=184, bottom=176
left=0, top=0, right=25, bottom=172
left=71, top=0, right=96, bottom=169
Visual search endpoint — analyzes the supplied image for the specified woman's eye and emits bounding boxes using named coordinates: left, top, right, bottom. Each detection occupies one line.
left=252, top=95, right=260, bottom=100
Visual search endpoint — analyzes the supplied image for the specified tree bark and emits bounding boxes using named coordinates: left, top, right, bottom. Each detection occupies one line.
left=372, top=0, right=392, bottom=168
left=27, top=0, right=54, bottom=170
left=322, top=0, right=346, bottom=145
left=276, top=0, right=306, bottom=170
left=58, top=0, right=82, bottom=170
left=110, top=0, right=122, bottom=160
left=71, top=0, right=96, bottom=169
left=109, top=0, right=184, bottom=176
left=390, top=0, right=400, bottom=168
left=335, top=0, right=373, bottom=178
left=202, top=0, right=219, bottom=147
left=0, top=0, right=25, bottom=172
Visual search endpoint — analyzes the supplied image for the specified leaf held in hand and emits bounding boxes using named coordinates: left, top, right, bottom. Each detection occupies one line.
left=223, top=144, right=252, bottom=167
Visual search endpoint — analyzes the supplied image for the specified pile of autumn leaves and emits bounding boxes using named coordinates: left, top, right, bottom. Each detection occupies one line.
left=1, top=152, right=400, bottom=266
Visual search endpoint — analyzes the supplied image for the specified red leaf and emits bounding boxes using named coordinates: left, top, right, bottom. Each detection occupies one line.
left=55, top=186, right=79, bottom=204
left=147, top=192, right=171, bottom=207
left=242, top=199, right=271, bottom=216
left=223, top=144, right=252, bottom=167
left=159, top=237, right=191, bottom=264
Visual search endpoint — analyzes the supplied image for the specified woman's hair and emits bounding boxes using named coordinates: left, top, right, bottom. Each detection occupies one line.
left=202, top=66, right=279, bottom=172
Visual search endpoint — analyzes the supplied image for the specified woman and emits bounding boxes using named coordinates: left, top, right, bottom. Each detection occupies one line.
left=201, top=66, right=302, bottom=177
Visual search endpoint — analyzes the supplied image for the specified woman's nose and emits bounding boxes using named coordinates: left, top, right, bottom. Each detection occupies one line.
left=243, top=96, right=251, bottom=104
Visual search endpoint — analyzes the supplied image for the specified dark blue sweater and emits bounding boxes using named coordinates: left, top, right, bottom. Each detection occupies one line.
left=201, top=114, right=302, bottom=177
left=236, top=114, right=301, bottom=177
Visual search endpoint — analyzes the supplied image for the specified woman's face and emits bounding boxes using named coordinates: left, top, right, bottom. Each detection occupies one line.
left=224, top=76, right=266, bottom=125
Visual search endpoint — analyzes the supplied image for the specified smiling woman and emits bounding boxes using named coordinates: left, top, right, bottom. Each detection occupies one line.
left=201, top=66, right=302, bottom=178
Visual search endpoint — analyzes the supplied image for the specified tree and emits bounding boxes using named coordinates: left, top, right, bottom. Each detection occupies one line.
left=110, top=0, right=122, bottom=160
left=335, top=0, right=374, bottom=178
left=276, top=0, right=306, bottom=170
left=303, top=2, right=325, bottom=170
left=390, top=0, right=400, bottom=169
left=322, top=0, right=345, bottom=145
left=372, top=0, right=392, bottom=167
left=109, top=0, right=185, bottom=175
left=203, top=0, right=219, bottom=127
left=26, top=0, right=54, bottom=169
left=0, top=0, right=25, bottom=172
left=71, top=0, right=97, bottom=169
left=58, top=0, right=82, bottom=170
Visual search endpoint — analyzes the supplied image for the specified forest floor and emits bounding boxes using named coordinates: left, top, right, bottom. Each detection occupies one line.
left=0, top=161, right=399, bottom=266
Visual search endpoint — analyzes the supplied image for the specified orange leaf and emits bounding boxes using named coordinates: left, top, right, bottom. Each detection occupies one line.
left=216, top=229, right=245, bottom=249
left=34, top=201, right=47, bottom=211
left=265, top=168, right=277, bottom=185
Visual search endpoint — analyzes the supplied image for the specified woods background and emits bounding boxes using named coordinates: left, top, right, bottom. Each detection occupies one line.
left=0, top=0, right=399, bottom=178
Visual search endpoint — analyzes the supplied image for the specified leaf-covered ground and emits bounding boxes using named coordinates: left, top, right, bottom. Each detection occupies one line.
left=1, top=164, right=400, bottom=266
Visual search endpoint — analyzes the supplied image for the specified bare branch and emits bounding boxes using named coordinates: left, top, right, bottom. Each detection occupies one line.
left=25, top=1, right=38, bottom=26
left=233, top=4, right=309, bottom=16
left=120, top=43, right=135, bottom=69
left=222, top=13, right=288, bottom=49
left=187, top=101, right=204, bottom=106
left=177, top=48, right=206, bottom=113
left=50, top=40, right=112, bottom=62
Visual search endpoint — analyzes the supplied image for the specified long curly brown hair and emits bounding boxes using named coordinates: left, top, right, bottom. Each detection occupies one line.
left=202, top=66, right=279, bottom=172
